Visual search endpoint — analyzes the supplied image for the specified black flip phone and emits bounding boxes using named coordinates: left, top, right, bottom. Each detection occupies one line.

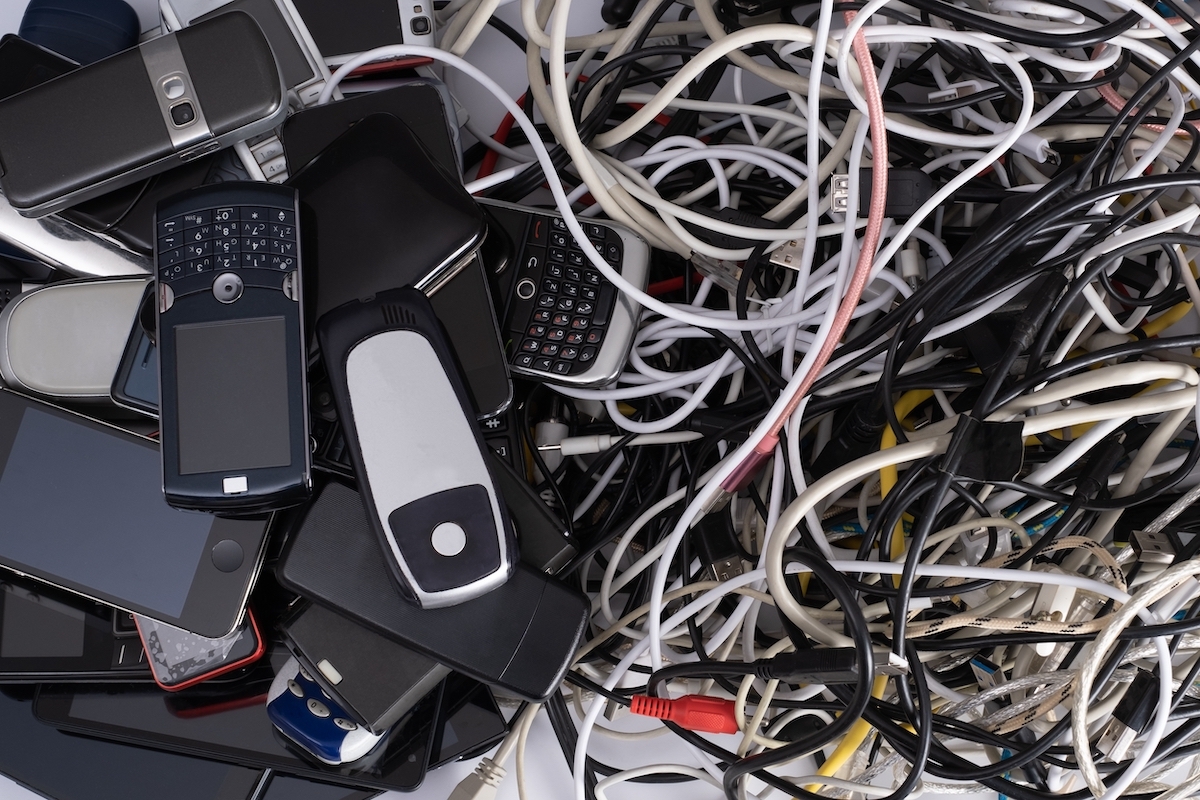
left=0, top=12, right=287, bottom=217
left=155, top=182, right=311, bottom=514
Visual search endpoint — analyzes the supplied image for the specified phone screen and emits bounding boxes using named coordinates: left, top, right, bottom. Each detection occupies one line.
left=174, top=317, right=292, bottom=474
left=0, top=403, right=213, bottom=617
left=0, top=688, right=263, bottom=800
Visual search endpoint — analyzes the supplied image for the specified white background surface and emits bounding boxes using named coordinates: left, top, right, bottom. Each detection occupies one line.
left=0, top=2, right=713, bottom=799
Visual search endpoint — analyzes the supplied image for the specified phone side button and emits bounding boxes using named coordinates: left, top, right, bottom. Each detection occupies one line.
left=180, top=139, right=221, bottom=162
left=211, top=540, right=244, bottom=573
left=112, top=640, right=147, bottom=668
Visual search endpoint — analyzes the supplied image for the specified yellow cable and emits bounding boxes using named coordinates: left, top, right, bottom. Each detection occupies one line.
left=805, top=676, right=888, bottom=792
left=802, top=393, right=929, bottom=794
left=1142, top=303, right=1190, bottom=336
left=880, top=390, right=933, bottom=558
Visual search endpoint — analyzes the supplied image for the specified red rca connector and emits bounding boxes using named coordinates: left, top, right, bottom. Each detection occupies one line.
left=628, top=694, right=739, bottom=734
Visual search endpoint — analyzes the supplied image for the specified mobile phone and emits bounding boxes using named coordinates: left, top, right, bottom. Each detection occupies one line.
left=282, top=92, right=510, bottom=418
left=266, top=656, right=389, bottom=765
left=0, top=388, right=269, bottom=637
left=0, top=687, right=267, bottom=800
left=281, top=80, right=460, bottom=178
left=160, top=0, right=332, bottom=108
left=285, top=112, right=486, bottom=314
left=317, top=288, right=516, bottom=608
left=155, top=182, right=311, bottom=513
left=0, top=277, right=149, bottom=403
left=136, top=608, right=265, bottom=691
left=111, top=282, right=159, bottom=416
left=280, top=600, right=444, bottom=736
left=0, top=12, right=287, bottom=217
left=34, top=647, right=436, bottom=793
left=0, top=34, right=76, bottom=100
left=0, top=575, right=151, bottom=682
left=289, top=0, right=434, bottom=68
left=478, top=198, right=650, bottom=387
left=277, top=480, right=588, bottom=701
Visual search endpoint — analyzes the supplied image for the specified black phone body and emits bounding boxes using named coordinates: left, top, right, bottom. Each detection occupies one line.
left=289, top=0, right=434, bottom=66
left=111, top=282, right=159, bottom=416
left=0, top=388, right=269, bottom=637
left=34, top=648, right=435, bottom=793
left=281, top=81, right=459, bottom=177
left=277, top=480, right=588, bottom=701
left=0, top=574, right=150, bottom=682
left=0, top=687, right=267, bottom=800
left=0, top=12, right=287, bottom=217
left=283, top=108, right=509, bottom=417
left=0, top=34, right=76, bottom=100
left=155, top=183, right=311, bottom=514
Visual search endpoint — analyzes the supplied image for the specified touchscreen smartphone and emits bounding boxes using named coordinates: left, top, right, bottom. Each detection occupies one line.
left=0, top=575, right=151, bottom=682
left=0, top=389, right=269, bottom=637
left=34, top=648, right=435, bottom=793
left=0, top=687, right=266, bottom=800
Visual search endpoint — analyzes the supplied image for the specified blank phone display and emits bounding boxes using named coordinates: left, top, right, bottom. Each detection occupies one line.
left=174, top=317, right=291, bottom=475
left=0, top=407, right=214, bottom=618
left=0, top=588, right=85, bottom=658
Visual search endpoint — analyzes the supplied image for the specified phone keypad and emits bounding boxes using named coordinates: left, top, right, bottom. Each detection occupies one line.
left=508, top=215, right=621, bottom=377
left=157, top=203, right=298, bottom=284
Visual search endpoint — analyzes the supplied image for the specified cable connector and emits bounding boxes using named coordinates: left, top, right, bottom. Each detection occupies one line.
left=693, top=514, right=747, bottom=582
left=629, top=694, right=739, bottom=734
left=899, top=240, right=924, bottom=291
left=768, top=239, right=805, bottom=271
left=691, top=254, right=743, bottom=294
left=753, top=649, right=860, bottom=683
left=447, top=756, right=507, bottom=800
left=721, top=442, right=775, bottom=494
left=750, top=649, right=905, bottom=683
left=1130, top=529, right=1175, bottom=565
left=1096, top=670, right=1157, bottom=762
left=830, top=175, right=851, bottom=212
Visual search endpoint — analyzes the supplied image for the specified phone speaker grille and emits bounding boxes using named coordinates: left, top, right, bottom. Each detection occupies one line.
left=381, top=304, right=415, bottom=328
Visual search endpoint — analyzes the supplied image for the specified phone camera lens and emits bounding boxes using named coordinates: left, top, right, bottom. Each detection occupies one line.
left=410, top=15, right=431, bottom=35
left=170, top=101, right=195, bottom=127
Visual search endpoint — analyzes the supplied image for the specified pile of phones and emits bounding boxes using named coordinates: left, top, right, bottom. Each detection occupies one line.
left=0, top=2, right=650, bottom=799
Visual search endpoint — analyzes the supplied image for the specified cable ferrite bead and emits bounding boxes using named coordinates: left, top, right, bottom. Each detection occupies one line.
left=629, top=694, right=740, bottom=734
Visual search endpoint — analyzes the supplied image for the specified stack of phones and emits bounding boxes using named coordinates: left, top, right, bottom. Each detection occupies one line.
left=0, top=5, right=652, bottom=797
